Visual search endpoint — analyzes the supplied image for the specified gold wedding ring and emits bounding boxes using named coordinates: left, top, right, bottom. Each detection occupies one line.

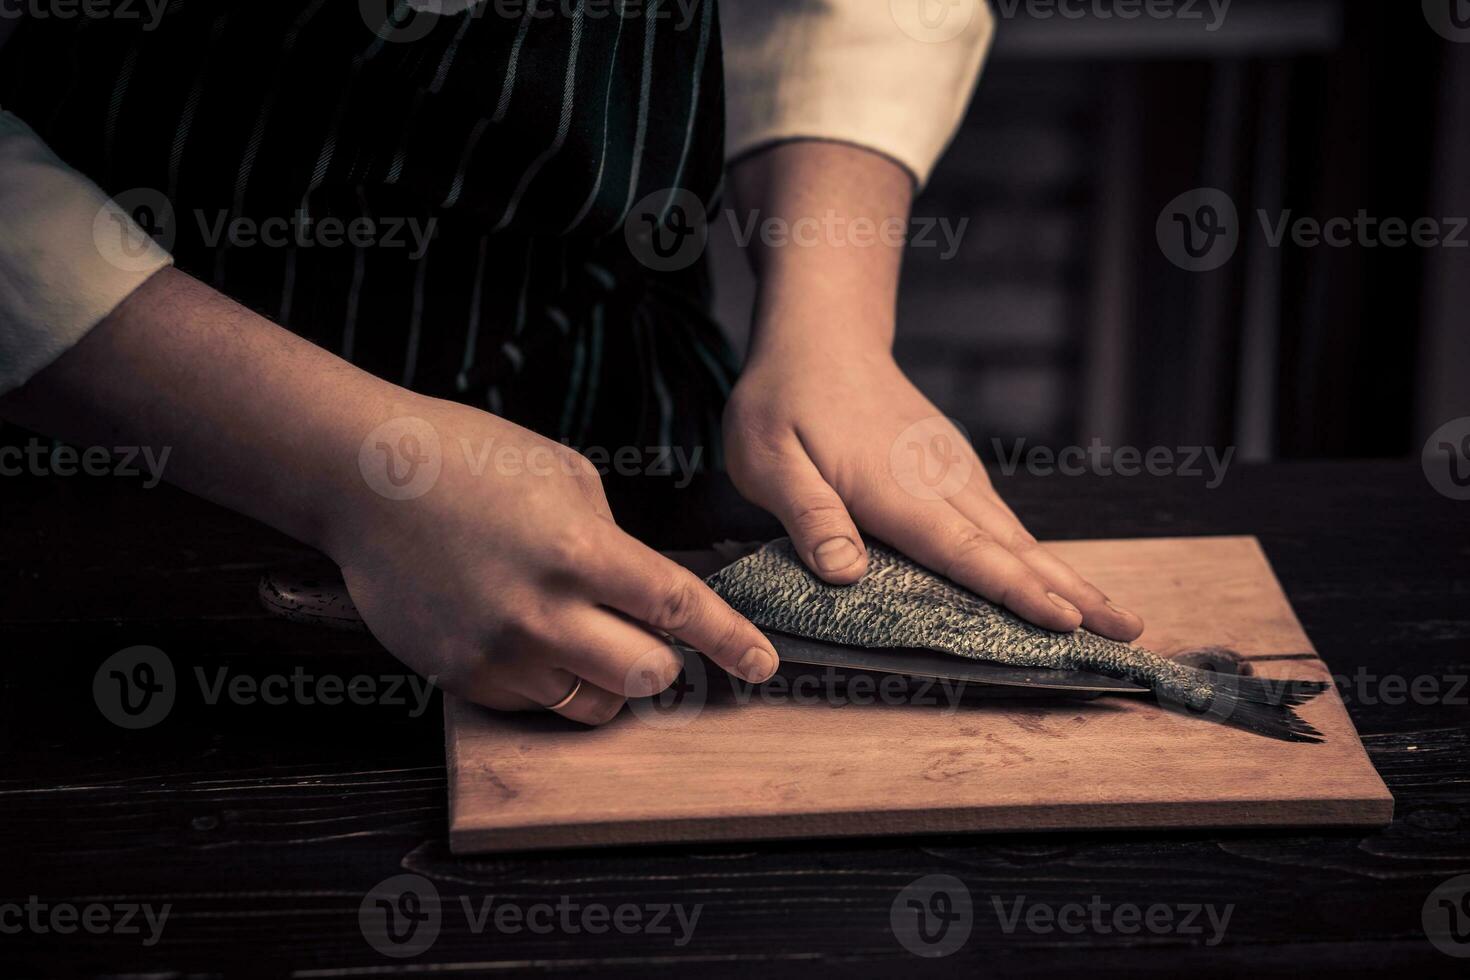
left=546, top=677, right=583, bottom=711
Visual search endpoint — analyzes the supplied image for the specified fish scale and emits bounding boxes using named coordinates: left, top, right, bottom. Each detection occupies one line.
left=705, top=538, right=1328, bottom=742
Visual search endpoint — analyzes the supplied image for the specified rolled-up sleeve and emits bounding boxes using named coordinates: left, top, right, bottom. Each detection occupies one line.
left=0, top=111, right=172, bottom=395
left=721, top=0, right=995, bottom=186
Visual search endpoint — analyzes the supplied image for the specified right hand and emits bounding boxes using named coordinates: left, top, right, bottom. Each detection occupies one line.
left=324, top=398, right=780, bottom=725
left=0, top=268, right=772, bottom=726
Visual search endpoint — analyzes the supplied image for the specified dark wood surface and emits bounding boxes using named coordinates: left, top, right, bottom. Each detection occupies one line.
left=2, top=461, right=1467, bottom=976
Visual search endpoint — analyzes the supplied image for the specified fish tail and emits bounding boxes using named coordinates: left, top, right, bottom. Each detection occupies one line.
left=1157, top=667, right=1330, bottom=743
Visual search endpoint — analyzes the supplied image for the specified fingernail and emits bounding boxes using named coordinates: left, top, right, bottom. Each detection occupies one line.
left=737, top=647, right=777, bottom=683
left=1106, top=599, right=1139, bottom=620
left=1047, top=592, right=1081, bottom=617
left=814, top=537, right=862, bottom=572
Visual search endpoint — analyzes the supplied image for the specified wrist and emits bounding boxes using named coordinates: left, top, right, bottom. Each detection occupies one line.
left=746, top=288, right=897, bottom=368
left=306, top=388, right=457, bottom=565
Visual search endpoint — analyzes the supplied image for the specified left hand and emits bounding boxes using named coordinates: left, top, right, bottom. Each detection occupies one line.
left=723, top=344, right=1145, bottom=641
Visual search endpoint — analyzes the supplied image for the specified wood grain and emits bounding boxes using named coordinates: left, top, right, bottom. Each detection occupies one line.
left=447, top=536, right=1393, bottom=853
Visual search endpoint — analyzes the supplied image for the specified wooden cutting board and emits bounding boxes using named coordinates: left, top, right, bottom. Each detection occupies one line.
left=445, top=536, right=1392, bottom=853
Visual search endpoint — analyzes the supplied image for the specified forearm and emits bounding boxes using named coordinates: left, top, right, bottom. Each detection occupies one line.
left=730, top=140, right=913, bottom=363
left=0, top=267, right=409, bottom=556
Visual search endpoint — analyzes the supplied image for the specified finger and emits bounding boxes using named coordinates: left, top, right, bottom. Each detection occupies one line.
left=949, top=487, right=1144, bottom=641
left=437, top=660, right=625, bottom=726
left=1015, top=544, right=1143, bottom=640
left=543, top=673, right=627, bottom=727
left=850, top=492, right=1083, bottom=633
left=449, top=684, right=542, bottom=712
left=548, top=605, right=687, bottom=699
left=730, top=437, right=867, bottom=584
left=582, top=526, right=780, bottom=683
left=505, top=667, right=629, bottom=727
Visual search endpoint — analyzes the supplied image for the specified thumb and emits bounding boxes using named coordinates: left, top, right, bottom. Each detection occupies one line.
left=737, top=445, right=868, bottom=584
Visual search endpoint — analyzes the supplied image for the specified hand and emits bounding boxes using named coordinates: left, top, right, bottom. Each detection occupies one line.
left=724, top=346, right=1144, bottom=641
left=323, top=398, right=780, bottom=725
left=0, top=268, right=778, bottom=727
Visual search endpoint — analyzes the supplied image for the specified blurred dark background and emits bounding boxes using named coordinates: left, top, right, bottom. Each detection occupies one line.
left=713, top=0, right=1470, bottom=463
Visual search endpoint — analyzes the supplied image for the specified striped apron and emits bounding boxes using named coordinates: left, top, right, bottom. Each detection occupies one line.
left=0, top=0, right=736, bottom=462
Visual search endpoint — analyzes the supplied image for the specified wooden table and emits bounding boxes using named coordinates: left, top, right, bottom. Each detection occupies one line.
left=2, top=462, right=1467, bottom=975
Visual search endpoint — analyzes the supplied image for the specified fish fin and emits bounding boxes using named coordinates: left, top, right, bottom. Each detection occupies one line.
left=1201, top=695, right=1326, bottom=743
left=1161, top=667, right=1330, bottom=743
left=1208, top=674, right=1331, bottom=707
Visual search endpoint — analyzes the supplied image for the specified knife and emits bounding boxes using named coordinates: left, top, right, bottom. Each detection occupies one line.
left=758, top=631, right=1148, bottom=694
left=258, top=563, right=1149, bottom=695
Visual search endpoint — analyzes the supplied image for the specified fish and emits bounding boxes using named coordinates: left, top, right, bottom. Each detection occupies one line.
left=705, top=538, right=1328, bottom=742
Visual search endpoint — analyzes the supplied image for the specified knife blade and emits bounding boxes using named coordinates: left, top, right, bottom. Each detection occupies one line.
left=761, top=631, right=1149, bottom=694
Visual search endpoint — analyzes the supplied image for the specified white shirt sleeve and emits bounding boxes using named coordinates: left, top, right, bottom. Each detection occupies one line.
left=721, top=0, right=995, bottom=186
left=0, top=110, right=173, bottom=395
